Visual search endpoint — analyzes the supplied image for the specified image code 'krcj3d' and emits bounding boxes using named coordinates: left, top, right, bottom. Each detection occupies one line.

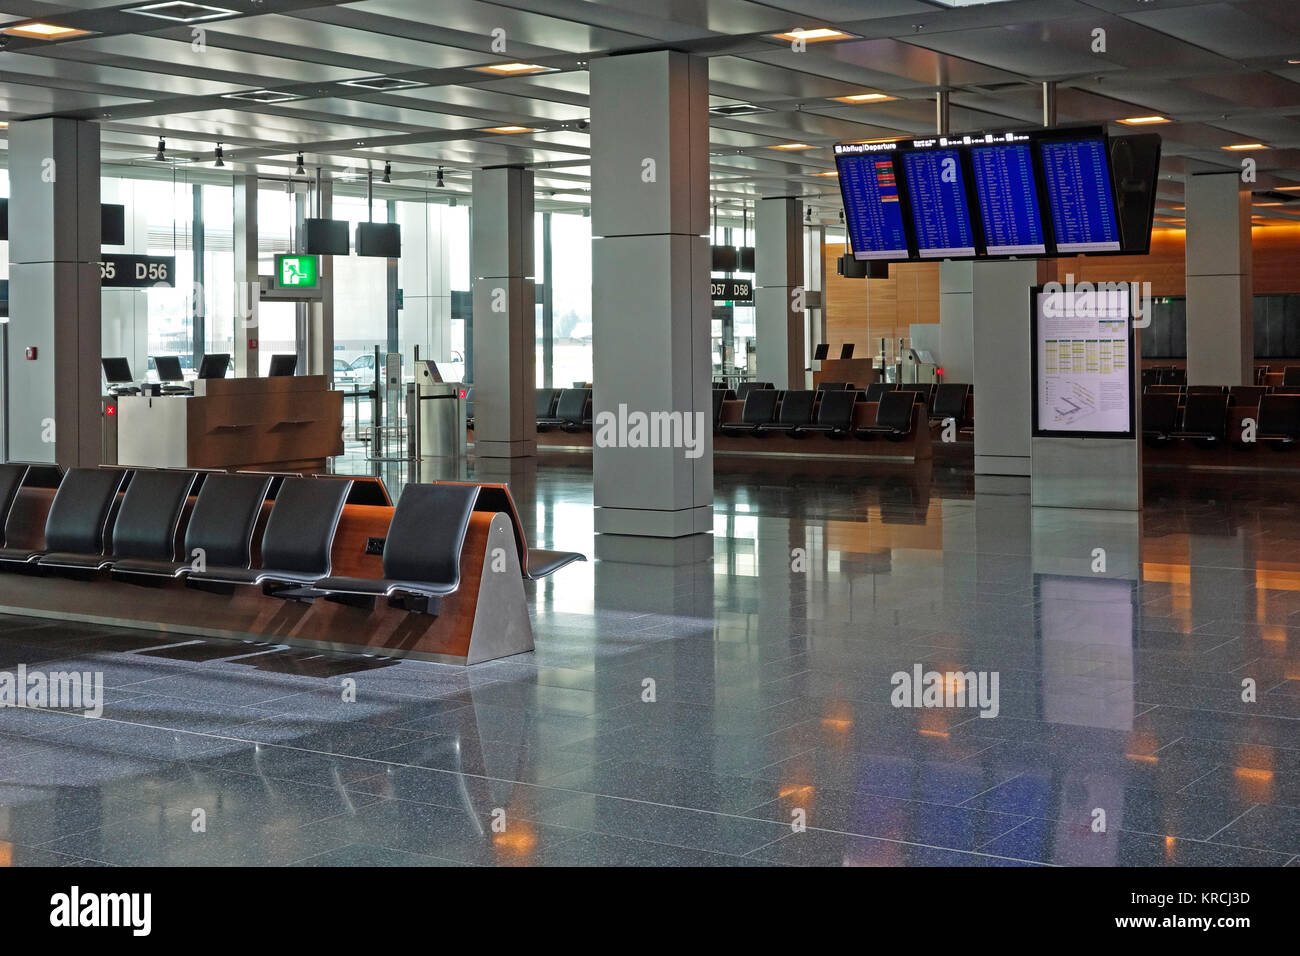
left=0, top=0, right=1293, bottom=931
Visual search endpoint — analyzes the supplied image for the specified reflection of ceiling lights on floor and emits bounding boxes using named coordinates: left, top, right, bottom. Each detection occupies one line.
left=125, top=2, right=241, bottom=23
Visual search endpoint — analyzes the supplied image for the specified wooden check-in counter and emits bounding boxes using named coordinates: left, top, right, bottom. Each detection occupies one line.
left=116, top=375, right=344, bottom=471
left=813, top=358, right=879, bottom=388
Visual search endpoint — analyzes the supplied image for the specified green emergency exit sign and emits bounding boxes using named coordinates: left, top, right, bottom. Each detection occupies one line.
left=276, top=254, right=319, bottom=289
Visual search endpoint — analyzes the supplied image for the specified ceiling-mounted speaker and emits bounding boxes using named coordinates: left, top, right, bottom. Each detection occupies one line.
left=300, top=218, right=350, bottom=255
left=355, top=222, right=401, bottom=258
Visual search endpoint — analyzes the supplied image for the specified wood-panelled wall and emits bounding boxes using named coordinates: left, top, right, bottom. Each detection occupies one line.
left=825, top=225, right=1300, bottom=352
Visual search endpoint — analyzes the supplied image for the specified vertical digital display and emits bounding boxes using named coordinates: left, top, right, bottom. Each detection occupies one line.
left=900, top=149, right=976, bottom=258
left=1034, top=287, right=1133, bottom=437
left=971, top=142, right=1046, bottom=256
left=1039, top=138, right=1121, bottom=253
left=835, top=151, right=909, bottom=260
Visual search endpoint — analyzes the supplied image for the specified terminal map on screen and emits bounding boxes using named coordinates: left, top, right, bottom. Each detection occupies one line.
left=835, top=149, right=909, bottom=260
left=1036, top=288, right=1131, bottom=436
left=1039, top=137, right=1121, bottom=253
left=900, top=148, right=976, bottom=258
left=971, top=142, right=1046, bottom=256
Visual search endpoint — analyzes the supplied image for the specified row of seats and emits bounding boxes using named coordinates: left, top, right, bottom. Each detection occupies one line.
left=1143, top=391, right=1300, bottom=446
left=1145, top=365, right=1290, bottom=388
left=536, top=388, right=592, bottom=433
left=718, top=388, right=933, bottom=440
left=0, top=465, right=584, bottom=616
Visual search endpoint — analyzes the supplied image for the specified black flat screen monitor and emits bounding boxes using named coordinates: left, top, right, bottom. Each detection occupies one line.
left=355, top=222, right=401, bottom=258
left=840, top=343, right=855, bottom=360
left=153, top=355, right=184, bottom=382
left=898, top=147, right=977, bottom=259
left=1038, top=133, right=1122, bottom=254
left=834, top=145, right=909, bottom=261
left=268, top=354, right=298, bottom=377
left=969, top=141, right=1047, bottom=256
left=300, top=217, right=350, bottom=255
left=102, top=357, right=133, bottom=384
left=813, top=344, right=830, bottom=360
left=101, top=204, right=126, bottom=246
left=198, top=353, right=230, bottom=379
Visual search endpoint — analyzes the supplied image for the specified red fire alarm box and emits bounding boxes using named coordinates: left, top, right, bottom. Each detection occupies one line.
left=24, top=347, right=37, bottom=360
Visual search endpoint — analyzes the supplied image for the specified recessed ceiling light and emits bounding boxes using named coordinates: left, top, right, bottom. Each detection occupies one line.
left=814, top=170, right=839, bottom=177
left=772, top=28, right=856, bottom=43
left=831, top=92, right=897, bottom=104
left=472, top=63, right=553, bottom=76
left=1255, top=201, right=1283, bottom=206
left=1274, top=185, right=1300, bottom=191
left=848, top=136, right=906, bottom=145
left=1118, top=115, right=1169, bottom=125
left=482, top=125, right=537, bottom=134
left=1223, top=143, right=1267, bottom=150
left=709, top=104, right=774, bottom=116
left=221, top=90, right=302, bottom=104
left=770, top=142, right=813, bottom=150
left=0, top=122, right=8, bottom=130
left=124, top=2, right=239, bottom=23
left=1289, top=58, right=1300, bottom=65
left=341, top=76, right=426, bottom=91
left=2, top=22, right=94, bottom=39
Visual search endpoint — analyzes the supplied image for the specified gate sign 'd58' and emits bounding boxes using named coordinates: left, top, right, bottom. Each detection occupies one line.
left=98, top=255, right=176, bottom=288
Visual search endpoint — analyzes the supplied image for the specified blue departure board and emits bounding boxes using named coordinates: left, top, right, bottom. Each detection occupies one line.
left=900, top=149, right=976, bottom=258
left=971, top=142, right=1046, bottom=256
left=835, top=151, right=909, bottom=260
left=1039, top=138, right=1121, bottom=253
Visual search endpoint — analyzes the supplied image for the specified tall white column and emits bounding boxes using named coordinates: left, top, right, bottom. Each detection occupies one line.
left=1185, top=171, right=1252, bottom=386
left=755, top=196, right=805, bottom=389
left=471, top=166, right=535, bottom=459
left=590, top=50, right=712, bottom=538
left=233, top=175, right=258, bottom=378
left=6, top=118, right=101, bottom=466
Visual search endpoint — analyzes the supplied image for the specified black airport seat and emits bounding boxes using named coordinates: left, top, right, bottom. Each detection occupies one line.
left=1257, top=394, right=1300, bottom=446
left=863, top=382, right=894, bottom=404
left=735, top=382, right=774, bottom=401
left=1178, top=393, right=1229, bottom=444
left=309, top=482, right=480, bottom=614
left=112, top=472, right=273, bottom=582
left=816, top=382, right=851, bottom=392
left=538, top=388, right=590, bottom=433
left=1255, top=366, right=1271, bottom=385
left=1144, top=384, right=1184, bottom=395
left=1283, top=367, right=1300, bottom=388
left=897, top=382, right=934, bottom=406
left=758, top=390, right=816, bottom=436
left=1140, top=368, right=1160, bottom=390
left=1160, top=367, right=1186, bottom=386
left=535, top=388, right=560, bottom=421
left=720, top=388, right=779, bottom=435
left=797, top=388, right=857, bottom=439
left=0, top=464, right=29, bottom=547
left=856, top=390, right=916, bottom=440
left=1186, top=385, right=1227, bottom=395
left=1229, top=385, right=1268, bottom=408
left=40, top=469, right=195, bottom=573
left=711, top=388, right=735, bottom=431
left=187, top=476, right=351, bottom=591
left=0, top=468, right=126, bottom=569
left=1142, top=392, right=1181, bottom=442
left=929, top=383, right=970, bottom=425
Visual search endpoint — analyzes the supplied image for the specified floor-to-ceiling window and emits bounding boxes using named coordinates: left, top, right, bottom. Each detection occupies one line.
left=547, top=210, right=592, bottom=387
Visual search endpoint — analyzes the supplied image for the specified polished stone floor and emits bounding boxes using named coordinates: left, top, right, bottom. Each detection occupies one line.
left=0, top=459, right=1295, bottom=866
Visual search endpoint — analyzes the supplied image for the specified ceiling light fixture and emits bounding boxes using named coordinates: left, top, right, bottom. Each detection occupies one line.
left=1, top=22, right=94, bottom=40
left=294, top=152, right=306, bottom=176
left=124, top=2, right=239, bottom=23
left=1273, top=185, right=1300, bottom=191
left=221, top=90, right=301, bottom=104
left=770, top=142, right=813, bottom=150
left=340, top=76, right=426, bottom=91
left=482, top=125, right=537, bottom=134
left=382, top=161, right=391, bottom=183
left=831, top=92, right=897, bottom=104
left=472, top=62, right=553, bottom=76
left=214, top=143, right=224, bottom=167
left=814, top=170, right=839, bottom=177
left=772, top=28, right=855, bottom=43
left=154, top=137, right=167, bottom=162
left=1118, top=115, right=1170, bottom=125
left=1223, top=143, right=1267, bottom=150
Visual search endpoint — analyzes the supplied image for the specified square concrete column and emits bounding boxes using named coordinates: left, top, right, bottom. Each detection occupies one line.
left=940, top=260, right=1038, bottom=478
left=471, top=166, right=535, bottom=458
left=233, top=175, right=258, bottom=378
left=755, top=196, right=805, bottom=389
left=6, top=118, right=101, bottom=466
left=1186, top=171, right=1252, bottom=386
left=591, top=50, right=712, bottom=538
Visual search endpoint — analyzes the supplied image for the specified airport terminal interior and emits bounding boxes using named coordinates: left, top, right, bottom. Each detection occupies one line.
left=0, top=0, right=1296, bottom=869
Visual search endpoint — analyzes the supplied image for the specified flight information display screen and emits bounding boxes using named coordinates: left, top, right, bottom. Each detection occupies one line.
left=899, top=148, right=976, bottom=258
left=1039, top=137, right=1121, bottom=253
left=835, top=147, right=909, bottom=260
left=971, top=142, right=1046, bottom=256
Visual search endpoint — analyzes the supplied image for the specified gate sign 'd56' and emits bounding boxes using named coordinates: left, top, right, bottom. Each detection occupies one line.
left=98, top=254, right=176, bottom=288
